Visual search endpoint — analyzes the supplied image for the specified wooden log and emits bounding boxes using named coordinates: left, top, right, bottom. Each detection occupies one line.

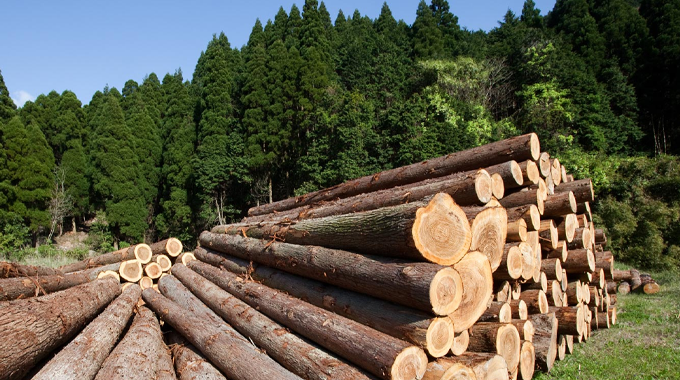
left=0, top=262, right=62, bottom=278
left=538, top=219, right=558, bottom=250
left=467, top=322, right=521, bottom=372
left=152, top=254, right=172, bottom=272
left=0, top=278, right=120, bottom=380
left=527, top=231, right=543, bottom=283
left=596, top=255, right=615, bottom=280
left=529, top=178, right=548, bottom=201
left=499, top=189, right=544, bottom=215
left=550, top=158, right=562, bottom=186
left=139, top=276, right=154, bottom=290
left=556, top=335, right=566, bottom=361
left=594, top=229, right=607, bottom=244
left=518, top=242, right=535, bottom=282
left=486, top=160, right=523, bottom=190
left=548, top=280, right=564, bottom=307
left=519, top=160, right=540, bottom=185
left=505, top=204, right=540, bottom=232
left=33, top=285, right=141, bottom=380
left=59, top=244, right=152, bottom=273
left=97, top=270, right=120, bottom=282
left=468, top=205, right=507, bottom=271
left=562, top=249, right=595, bottom=274
left=71, top=262, right=122, bottom=281
left=144, top=262, right=163, bottom=279
left=511, top=281, right=522, bottom=301
left=519, top=289, right=548, bottom=314
left=119, top=259, right=143, bottom=282
left=167, top=332, right=227, bottom=380
left=588, top=286, right=600, bottom=307
left=479, top=301, right=513, bottom=323
left=423, top=358, right=476, bottom=380
left=197, top=233, right=463, bottom=316
left=550, top=306, right=585, bottom=336
left=554, top=178, right=594, bottom=203
left=0, top=270, right=96, bottom=301
left=566, top=280, right=583, bottom=305
left=491, top=173, right=505, bottom=199
left=510, top=320, right=534, bottom=343
left=142, top=289, right=301, bottom=380
left=556, top=214, right=578, bottom=243
left=537, top=152, right=551, bottom=178
left=568, top=228, right=592, bottom=251
left=195, top=250, right=454, bottom=357
left=156, top=335, right=176, bottom=380
left=507, top=218, right=527, bottom=242
left=448, top=252, right=494, bottom=332
left=149, top=238, right=183, bottom=257
left=248, top=133, right=540, bottom=216
left=524, top=272, right=548, bottom=293
left=494, top=244, right=523, bottom=281
left=608, top=306, right=617, bottom=325
left=542, top=258, right=563, bottom=282
left=167, top=267, right=372, bottom=379
left=564, top=335, right=574, bottom=355
left=629, top=269, right=642, bottom=290
left=94, top=306, right=171, bottom=380
left=618, top=281, right=631, bottom=295
left=527, top=313, right=557, bottom=372
left=637, top=274, right=661, bottom=294
left=518, top=341, right=535, bottom=380
left=613, top=269, right=633, bottom=282
left=605, top=281, right=618, bottom=294
left=451, top=330, right=470, bottom=356
left=597, top=311, right=610, bottom=329
left=561, top=165, right=568, bottom=183
left=542, top=191, right=576, bottom=218
left=494, top=281, right=511, bottom=303
left=592, top=268, right=606, bottom=289
left=577, top=201, right=592, bottom=221
left=427, top=353, right=508, bottom=380
left=244, top=170, right=494, bottom=226
left=177, top=252, right=196, bottom=266
left=185, top=263, right=427, bottom=380
left=545, top=242, right=567, bottom=262
left=219, top=193, right=472, bottom=266
left=509, top=299, right=528, bottom=320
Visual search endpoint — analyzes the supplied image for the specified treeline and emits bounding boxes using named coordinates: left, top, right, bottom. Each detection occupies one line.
left=0, top=0, right=679, bottom=265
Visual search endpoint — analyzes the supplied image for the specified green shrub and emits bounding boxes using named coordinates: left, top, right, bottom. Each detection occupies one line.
left=0, top=212, right=30, bottom=256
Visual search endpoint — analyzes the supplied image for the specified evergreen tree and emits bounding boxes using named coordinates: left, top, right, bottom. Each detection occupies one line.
left=521, top=0, right=543, bottom=28
left=412, top=0, right=444, bottom=59
left=0, top=70, right=16, bottom=122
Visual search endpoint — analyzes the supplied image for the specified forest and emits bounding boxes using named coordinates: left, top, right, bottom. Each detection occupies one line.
left=0, top=0, right=679, bottom=269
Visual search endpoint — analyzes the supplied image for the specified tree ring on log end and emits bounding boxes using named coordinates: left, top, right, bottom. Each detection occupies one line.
left=449, top=252, right=493, bottom=333
left=391, top=346, right=427, bottom=380
left=519, top=341, right=535, bottom=380
left=134, top=244, right=153, bottom=264
left=441, top=363, right=476, bottom=380
left=413, top=193, right=471, bottom=266
left=491, top=174, right=505, bottom=199
left=529, top=133, right=541, bottom=161
left=166, top=238, right=183, bottom=257
left=426, top=317, right=456, bottom=357
left=496, top=324, right=521, bottom=371
left=509, top=160, right=524, bottom=188
left=484, top=355, right=510, bottom=380
left=451, top=329, right=469, bottom=356
left=475, top=170, right=493, bottom=205
left=430, top=267, right=463, bottom=315
left=470, top=207, right=508, bottom=272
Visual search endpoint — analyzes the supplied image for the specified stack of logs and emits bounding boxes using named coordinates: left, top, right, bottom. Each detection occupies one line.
left=0, top=133, right=641, bottom=380
left=609, top=269, right=660, bottom=295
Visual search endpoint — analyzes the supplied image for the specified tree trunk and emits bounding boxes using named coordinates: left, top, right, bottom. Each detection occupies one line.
left=527, top=313, right=557, bottom=372
left=478, top=301, right=512, bottom=323
left=59, top=244, right=152, bottom=273
left=509, top=299, right=528, bottom=320
left=510, top=319, right=534, bottom=343
left=194, top=250, right=454, bottom=358
left=467, top=322, right=521, bottom=372
left=548, top=280, right=564, bottom=307
left=567, top=228, right=592, bottom=250
left=448, top=252, right=494, bottom=333
left=554, top=179, right=594, bottom=203
left=243, top=169, right=493, bottom=225
left=119, top=259, right=143, bottom=282
left=0, top=262, right=62, bottom=278
left=518, top=341, right=535, bottom=380
left=0, top=271, right=97, bottom=301
left=149, top=238, right=183, bottom=258
left=538, top=219, right=558, bottom=250
left=505, top=204, right=540, bottom=232
left=185, top=262, right=428, bottom=380
left=215, top=193, right=472, bottom=266
left=0, top=278, right=120, bottom=380
left=248, top=133, right=539, bottom=216
left=542, top=258, right=563, bottom=282
left=197, top=233, right=463, bottom=316
left=170, top=265, right=374, bottom=379
left=556, top=215, right=577, bottom=243
left=33, top=285, right=141, bottom=380
left=542, top=191, right=576, bottom=217
left=167, top=333, right=227, bottom=380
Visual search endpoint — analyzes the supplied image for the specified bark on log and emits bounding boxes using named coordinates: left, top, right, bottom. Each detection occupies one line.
left=554, top=179, right=594, bottom=203
left=505, top=204, right=540, bottom=232
left=156, top=337, right=176, bottom=380
left=185, top=262, right=427, bottom=380
left=499, top=189, right=544, bottom=215
left=608, top=307, right=617, bottom=325
left=542, top=191, right=576, bottom=218
left=217, top=193, right=472, bottom=266
left=423, top=359, right=476, bottom=380
left=550, top=159, right=562, bottom=186
left=167, top=333, right=227, bottom=380
left=177, top=252, right=196, bottom=266
left=486, top=160, right=523, bottom=190
left=510, top=320, right=534, bottom=343
left=59, top=244, right=152, bottom=273
left=524, top=272, right=548, bottom=293
left=0, top=271, right=95, bottom=301
left=194, top=250, right=455, bottom=358
left=529, top=178, right=548, bottom=201
left=597, top=311, right=610, bottom=329
left=248, top=133, right=540, bottom=216
left=494, top=244, right=523, bottom=281
left=467, top=323, right=520, bottom=372
left=594, top=229, right=607, bottom=245
left=94, top=306, right=172, bottom=380
left=453, top=353, right=509, bottom=380
left=0, top=278, right=120, bottom=380
left=198, top=233, right=463, bottom=316
left=542, top=258, right=563, bottom=282
left=0, top=262, right=62, bottom=278
left=527, top=313, right=557, bottom=372
left=168, top=266, right=373, bottom=379
left=33, top=285, right=141, bottom=380
left=142, top=289, right=301, bottom=380
left=468, top=205, right=507, bottom=272
left=549, top=306, right=585, bottom=336
left=566, top=281, right=583, bottom=305
left=495, top=281, right=511, bottom=303
left=507, top=218, right=528, bottom=243
left=518, top=341, right=535, bottom=380
left=448, top=252, right=494, bottom=333
left=629, top=269, right=642, bottom=290
left=596, top=256, right=614, bottom=280
left=568, top=228, right=592, bottom=251
left=478, top=302, right=512, bottom=323
left=637, top=275, right=660, bottom=294
left=562, top=249, right=595, bottom=274
left=242, top=170, right=493, bottom=225
left=592, top=268, right=606, bottom=289
left=451, top=330, right=470, bottom=356
left=612, top=269, right=632, bottom=282
left=577, top=201, right=592, bottom=221
left=519, top=160, right=540, bottom=185
left=509, top=299, right=528, bottom=320
left=545, top=242, right=567, bottom=263
left=519, top=289, right=548, bottom=314
left=149, top=238, right=183, bottom=257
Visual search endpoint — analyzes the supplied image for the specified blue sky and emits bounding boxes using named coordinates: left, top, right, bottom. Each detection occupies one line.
left=1, top=0, right=555, bottom=107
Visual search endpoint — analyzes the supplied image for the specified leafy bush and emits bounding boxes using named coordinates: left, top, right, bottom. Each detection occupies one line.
left=85, top=212, right=115, bottom=253
left=0, top=212, right=30, bottom=256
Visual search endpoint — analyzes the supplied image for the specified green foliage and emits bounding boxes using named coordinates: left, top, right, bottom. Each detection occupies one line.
left=0, top=212, right=30, bottom=254
left=0, top=70, right=17, bottom=122
left=85, top=211, right=115, bottom=253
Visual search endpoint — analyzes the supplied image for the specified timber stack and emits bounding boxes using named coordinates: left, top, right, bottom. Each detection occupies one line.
left=0, top=132, right=638, bottom=380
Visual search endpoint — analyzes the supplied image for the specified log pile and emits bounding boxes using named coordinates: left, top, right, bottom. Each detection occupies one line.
left=0, top=133, right=646, bottom=380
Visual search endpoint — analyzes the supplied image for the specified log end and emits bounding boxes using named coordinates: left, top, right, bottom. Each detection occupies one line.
left=430, top=267, right=464, bottom=315
left=527, top=205, right=541, bottom=232
left=391, top=346, right=428, bottom=380
left=491, top=173, right=505, bottom=199
left=519, top=341, right=535, bottom=380
left=120, top=260, right=143, bottom=283
left=505, top=246, right=524, bottom=280
left=450, top=252, right=494, bottom=332
left=145, top=262, right=163, bottom=279
left=441, top=363, right=476, bottom=380
left=135, top=244, right=153, bottom=264
left=451, top=329, right=470, bottom=356
left=568, top=191, right=577, bottom=213
left=509, top=160, right=524, bottom=188
left=524, top=160, right=540, bottom=185
left=496, top=324, right=521, bottom=371
left=475, top=170, right=494, bottom=204
left=529, top=133, right=541, bottom=161
left=643, top=282, right=660, bottom=294
left=414, top=193, right=472, bottom=266
left=470, top=206, right=508, bottom=272
left=166, top=238, right=184, bottom=257
left=426, top=317, right=456, bottom=358
left=140, top=276, right=154, bottom=290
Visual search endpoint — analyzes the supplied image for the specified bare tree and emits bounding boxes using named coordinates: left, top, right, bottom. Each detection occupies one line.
left=47, top=167, right=72, bottom=242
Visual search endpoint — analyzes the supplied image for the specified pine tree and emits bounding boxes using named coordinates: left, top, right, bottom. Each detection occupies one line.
left=412, top=0, right=444, bottom=59
left=0, top=70, right=16, bottom=122
left=521, top=0, right=543, bottom=28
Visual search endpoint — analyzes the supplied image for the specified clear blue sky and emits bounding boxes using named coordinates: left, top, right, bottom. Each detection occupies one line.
left=1, top=0, right=555, bottom=107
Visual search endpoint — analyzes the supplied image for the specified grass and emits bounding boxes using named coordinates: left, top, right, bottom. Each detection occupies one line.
left=534, top=264, right=680, bottom=380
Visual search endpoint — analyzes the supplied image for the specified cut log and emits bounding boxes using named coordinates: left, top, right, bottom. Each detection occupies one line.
left=144, top=262, right=163, bottom=279
left=219, top=193, right=472, bottom=266
left=467, top=322, right=521, bottom=372
left=629, top=269, right=642, bottom=290
left=0, top=278, right=120, bottom=380
left=608, top=307, right=617, bottom=325
left=184, top=263, right=427, bottom=380
left=542, top=258, right=563, bottom=282
left=451, top=330, right=470, bottom=356
left=545, top=242, right=567, bottom=263
left=507, top=218, right=528, bottom=242
left=556, top=214, right=578, bottom=243
left=518, top=341, right=535, bottom=380
left=592, top=268, right=606, bottom=289
left=499, top=189, right=544, bottom=215
left=565, top=335, right=574, bottom=355
left=554, top=178, right=594, bottom=203
left=139, top=276, right=154, bottom=290
left=97, top=270, right=120, bottom=282
left=524, top=272, right=548, bottom=293
left=597, top=311, right=610, bottom=329
left=550, top=306, right=585, bottom=336
left=638, top=274, right=660, bottom=294
left=548, top=280, right=564, bottom=307
left=479, top=302, right=512, bottom=323
left=566, top=281, right=583, bottom=305
left=153, top=254, right=172, bottom=272
left=33, top=285, right=141, bottom=380
left=59, top=244, right=152, bottom=273
left=527, top=313, right=558, bottom=372
left=517, top=242, right=534, bottom=281
left=486, top=160, right=523, bottom=190
left=577, top=201, right=592, bottom=221
left=596, top=255, right=615, bottom=280
left=495, top=281, right=511, bottom=303
left=166, top=267, right=372, bottom=379
left=613, top=269, right=632, bottom=282
left=529, top=178, right=548, bottom=201
left=511, top=281, right=522, bottom=301
left=94, top=306, right=169, bottom=380
left=248, top=133, right=539, bottom=216
left=149, top=238, right=183, bottom=257
left=198, top=233, right=463, bottom=316
left=542, top=191, right=576, bottom=218
left=118, top=259, right=143, bottom=282
left=594, top=229, right=607, bottom=245
left=423, top=359, right=476, bottom=380
left=519, top=289, right=548, bottom=314
left=556, top=335, right=566, bottom=361
left=550, top=158, right=562, bottom=186
left=505, top=204, right=540, bottom=232
left=491, top=173, right=505, bottom=199
left=468, top=205, right=508, bottom=271
left=167, top=333, right=227, bottom=380
left=519, top=160, right=540, bottom=185
left=588, top=286, right=601, bottom=307
left=156, top=335, right=176, bottom=380
left=448, top=252, right=494, bottom=332
left=195, top=249, right=453, bottom=357
left=562, top=249, right=595, bottom=274
left=538, top=219, right=558, bottom=250
left=456, top=353, right=509, bottom=380
left=0, top=262, right=62, bottom=278
left=177, top=252, right=196, bottom=266
left=510, top=319, right=534, bottom=343
left=527, top=231, right=543, bottom=283
left=495, top=244, right=523, bottom=281
left=0, top=271, right=96, bottom=301
left=568, top=228, right=592, bottom=250
left=617, top=281, right=630, bottom=295
left=509, top=299, right=528, bottom=320
left=537, top=152, right=551, bottom=178
left=605, top=280, right=618, bottom=294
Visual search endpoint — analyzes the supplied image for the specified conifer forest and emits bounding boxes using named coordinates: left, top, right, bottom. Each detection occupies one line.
left=1, top=0, right=679, bottom=270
